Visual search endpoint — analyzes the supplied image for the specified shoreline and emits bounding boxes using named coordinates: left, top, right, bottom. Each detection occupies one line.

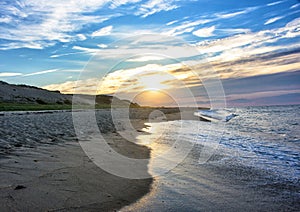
left=0, top=109, right=157, bottom=211
left=122, top=106, right=300, bottom=211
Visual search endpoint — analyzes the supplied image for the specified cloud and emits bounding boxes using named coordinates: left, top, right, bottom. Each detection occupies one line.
left=50, top=52, right=82, bottom=58
left=126, top=55, right=165, bottom=62
left=286, top=17, right=300, bottom=27
left=0, top=72, right=22, bottom=77
left=62, top=69, right=83, bottom=73
left=43, top=78, right=99, bottom=94
left=216, top=11, right=247, bottom=19
left=97, top=44, right=108, bottom=48
left=23, top=69, right=59, bottom=77
left=264, top=16, right=284, bottom=25
left=205, top=48, right=300, bottom=80
left=42, top=46, right=300, bottom=106
left=70, top=36, right=203, bottom=60
left=217, top=28, right=251, bottom=35
left=0, top=42, right=48, bottom=50
left=77, top=34, right=87, bottom=41
left=166, top=20, right=179, bottom=26
left=162, top=6, right=256, bottom=37
left=0, top=0, right=184, bottom=50
left=222, top=70, right=300, bottom=94
left=0, top=1, right=119, bottom=50
left=72, top=46, right=100, bottom=54
left=136, top=0, right=178, bottom=18
left=40, top=14, right=300, bottom=100
left=267, top=1, right=284, bottom=6
left=49, top=16, right=299, bottom=87
left=290, top=3, right=300, bottom=9
left=0, top=69, right=59, bottom=78
left=215, top=7, right=257, bottom=19
left=170, top=27, right=195, bottom=36
left=0, top=16, right=12, bottom=23
left=193, top=26, right=215, bottom=37
left=43, top=63, right=188, bottom=94
left=109, top=0, right=142, bottom=9
left=164, top=19, right=212, bottom=36
left=194, top=17, right=300, bottom=60
left=91, top=26, right=113, bottom=37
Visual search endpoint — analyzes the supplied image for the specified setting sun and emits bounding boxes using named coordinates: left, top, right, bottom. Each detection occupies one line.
left=133, top=89, right=176, bottom=107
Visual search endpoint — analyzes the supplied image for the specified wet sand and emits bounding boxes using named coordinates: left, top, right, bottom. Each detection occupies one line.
left=122, top=143, right=300, bottom=211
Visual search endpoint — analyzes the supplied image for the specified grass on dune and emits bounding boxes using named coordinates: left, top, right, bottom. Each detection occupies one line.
left=0, top=102, right=114, bottom=111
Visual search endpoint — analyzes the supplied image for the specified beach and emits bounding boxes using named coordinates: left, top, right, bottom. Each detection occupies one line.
left=0, top=109, right=154, bottom=211
left=0, top=106, right=299, bottom=211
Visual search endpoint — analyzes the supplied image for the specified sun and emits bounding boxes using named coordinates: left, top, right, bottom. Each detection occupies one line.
left=133, top=89, right=176, bottom=107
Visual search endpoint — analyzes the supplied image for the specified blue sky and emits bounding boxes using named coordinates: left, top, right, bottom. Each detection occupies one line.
left=0, top=0, right=299, bottom=106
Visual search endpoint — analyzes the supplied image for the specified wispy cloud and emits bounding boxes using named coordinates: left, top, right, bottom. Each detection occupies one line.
left=0, top=69, right=59, bottom=78
left=0, top=72, right=23, bottom=77
left=0, top=16, right=12, bottom=23
left=0, top=1, right=119, bottom=50
left=50, top=52, right=82, bottom=58
left=171, top=27, right=195, bottom=36
left=109, top=0, right=142, bottom=9
left=127, top=55, right=165, bottom=62
left=290, top=3, right=300, bottom=9
left=77, top=34, right=87, bottom=41
left=70, top=36, right=202, bottom=60
left=216, top=7, right=257, bottom=19
left=62, top=69, right=83, bottom=73
left=166, top=20, right=179, bottom=26
left=23, top=69, right=59, bottom=77
left=267, top=1, right=284, bottom=6
left=264, top=16, right=284, bottom=25
left=47, top=15, right=300, bottom=94
left=217, top=28, right=251, bottom=35
left=91, top=26, right=113, bottom=37
left=193, top=26, right=215, bottom=37
left=216, top=11, right=246, bottom=19
left=0, top=42, right=49, bottom=50
left=136, top=0, right=179, bottom=18
left=164, top=19, right=212, bottom=36
left=195, top=17, right=300, bottom=60
left=72, top=46, right=100, bottom=54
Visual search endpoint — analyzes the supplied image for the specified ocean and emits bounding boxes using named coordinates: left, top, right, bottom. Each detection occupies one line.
left=125, top=104, right=300, bottom=211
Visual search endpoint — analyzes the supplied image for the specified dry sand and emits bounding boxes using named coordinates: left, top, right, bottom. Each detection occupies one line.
left=0, top=109, right=157, bottom=211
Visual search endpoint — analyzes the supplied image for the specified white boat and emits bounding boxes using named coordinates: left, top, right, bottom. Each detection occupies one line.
left=194, top=109, right=237, bottom=122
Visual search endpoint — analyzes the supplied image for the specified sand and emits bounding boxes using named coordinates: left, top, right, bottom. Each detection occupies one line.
left=0, top=109, right=155, bottom=211
left=2, top=108, right=298, bottom=211
left=122, top=143, right=300, bottom=211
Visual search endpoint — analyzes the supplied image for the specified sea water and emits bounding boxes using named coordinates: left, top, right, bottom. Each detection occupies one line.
left=124, top=105, right=300, bottom=211
left=139, top=105, right=300, bottom=181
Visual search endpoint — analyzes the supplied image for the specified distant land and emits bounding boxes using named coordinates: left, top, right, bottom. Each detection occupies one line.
left=0, top=81, right=139, bottom=111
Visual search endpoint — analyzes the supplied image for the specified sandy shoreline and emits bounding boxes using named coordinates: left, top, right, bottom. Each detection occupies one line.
left=0, top=109, right=157, bottom=211
left=123, top=142, right=300, bottom=211
left=1, top=108, right=298, bottom=211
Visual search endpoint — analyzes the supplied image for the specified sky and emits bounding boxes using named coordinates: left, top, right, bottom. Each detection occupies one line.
left=0, top=0, right=299, bottom=107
